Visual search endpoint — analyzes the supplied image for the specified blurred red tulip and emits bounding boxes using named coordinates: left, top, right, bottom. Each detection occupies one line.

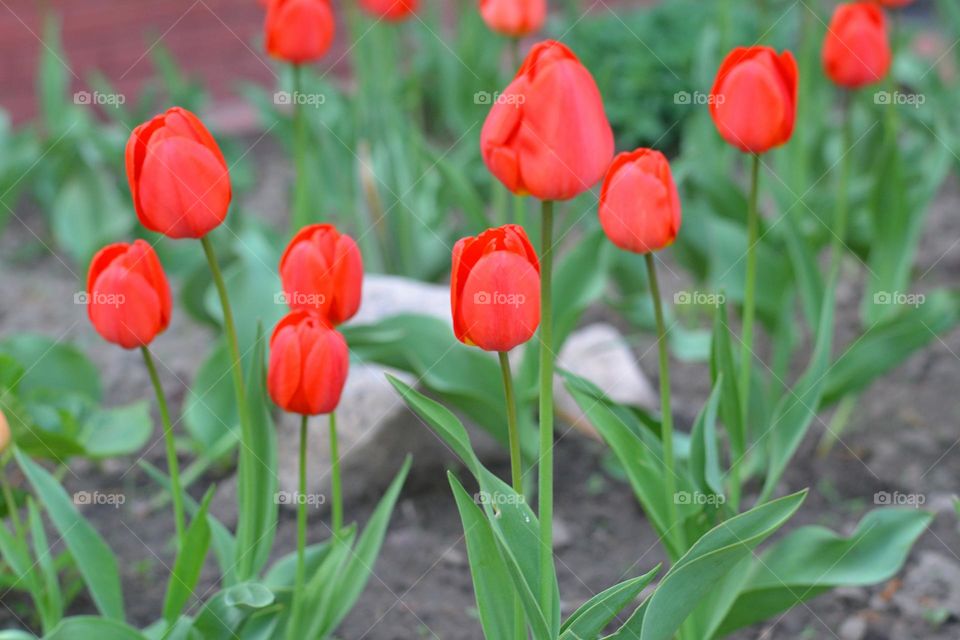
left=481, top=40, right=614, bottom=201
left=599, top=149, right=681, bottom=254
left=126, top=107, right=232, bottom=239
left=86, top=240, right=172, bottom=349
left=709, top=46, right=798, bottom=154
left=480, top=0, right=547, bottom=38
left=0, top=408, right=10, bottom=454
left=265, top=0, right=336, bottom=63
left=823, top=3, right=891, bottom=88
left=359, top=0, right=418, bottom=21
left=268, top=310, right=349, bottom=415
left=280, top=224, right=363, bottom=325
left=451, top=225, right=540, bottom=352
left=871, top=0, right=913, bottom=6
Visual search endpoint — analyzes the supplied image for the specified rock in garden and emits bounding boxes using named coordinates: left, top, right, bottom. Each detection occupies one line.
left=892, top=551, right=960, bottom=621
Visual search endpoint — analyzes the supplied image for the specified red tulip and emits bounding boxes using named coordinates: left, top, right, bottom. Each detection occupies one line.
left=279, top=224, right=363, bottom=325
left=599, top=149, right=681, bottom=254
left=709, top=47, right=798, bottom=154
left=823, top=3, right=891, bottom=89
left=480, top=0, right=547, bottom=38
left=481, top=40, right=614, bottom=201
left=451, top=225, right=540, bottom=352
left=86, top=240, right=172, bottom=349
left=268, top=311, right=349, bottom=415
left=126, top=107, right=232, bottom=239
left=359, top=0, right=418, bottom=21
left=871, top=0, right=912, bottom=6
left=265, top=0, right=336, bottom=63
left=0, top=408, right=10, bottom=454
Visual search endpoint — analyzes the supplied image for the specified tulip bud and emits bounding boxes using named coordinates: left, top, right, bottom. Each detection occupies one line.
left=481, top=40, right=614, bottom=201
left=480, top=0, right=547, bottom=38
left=86, top=240, right=173, bottom=349
left=599, top=149, right=681, bottom=254
left=268, top=311, right=349, bottom=415
left=451, top=225, right=540, bottom=352
left=264, top=0, right=336, bottom=64
left=823, top=3, right=891, bottom=89
left=126, top=108, right=232, bottom=239
left=0, top=409, right=10, bottom=454
left=280, top=224, right=363, bottom=325
left=709, top=46, right=798, bottom=154
left=359, top=0, right=418, bottom=21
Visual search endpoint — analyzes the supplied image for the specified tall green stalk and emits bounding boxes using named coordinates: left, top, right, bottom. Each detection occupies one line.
left=291, top=64, right=310, bottom=231
left=329, top=411, right=343, bottom=536
left=643, top=254, right=686, bottom=559
left=296, top=414, right=308, bottom=596
left=537, top=199, right=555, bottom=624
left=830, top=96, right=853, bottom=285
left=497, top=351, right=525, bottom=640
left=141, top=347, right=185, bottom=548
left=739, top=154, right=761, bottom=438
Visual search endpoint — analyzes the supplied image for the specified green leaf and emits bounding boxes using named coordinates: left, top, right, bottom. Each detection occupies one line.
left=43, top=617, right=146, bottom=640
left=559, top=566, right=660, bottom=640
left=79, top=401, right=152, bottom=458
left=38, top=15, right=70, bottom=134
left=688, top=378, right=725, bottom=501
left=320, top=456, right=411, bottom=634
left=0, top=335, right=100, bottom=401
left=223, top=582, right=275, bottom=609
left=710, top=301, right=744, bottom=461
left=612, top=491, right=807, bottom=640
left=162, top=489, right=214, bottom=622
left=190, top=581, right=278, bottom=640
left=449, top=473, right=519, bottom=640
left=51, top=170, right=132, bottom=266
left=713, top=507, right=931, bottom=636
left=183, top=341, right=239, bottom=451
left=15, top=449, right=124, bottom=620
left=234, top=325, right=278, bottom=581
left=28, top=498, right=63, bottom=629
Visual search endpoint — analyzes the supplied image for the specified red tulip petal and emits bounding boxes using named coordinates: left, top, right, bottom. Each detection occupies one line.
left=459, top=251, right=540, bottom=352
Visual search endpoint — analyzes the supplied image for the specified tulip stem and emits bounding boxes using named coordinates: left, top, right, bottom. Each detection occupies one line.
left=739, top=154, right=761, bottom=444
left=296, top=414, right=308, bottom=598
left=538, top=199, right=555, bottom=626
left=329, top=411, right=343, bottom=536
left=1, top=463, right=24, bottom=543
left=291, top=63, right=310, bottom=230
left=498, top=352, right=525, bottom=640
left=141, top=346, right=185, bottom=548
left=830, top=97, right=853, bottom=285
left=644, top=254, right=685, bottom=559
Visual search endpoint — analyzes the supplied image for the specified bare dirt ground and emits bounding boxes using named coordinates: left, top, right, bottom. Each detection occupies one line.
left=1, top=164, right=959, bottom=638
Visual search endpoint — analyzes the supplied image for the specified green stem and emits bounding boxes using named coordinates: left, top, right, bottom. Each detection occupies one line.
left=141, top=346, right=185, bottom=547
left=329, top=411, right=343, bottom=536
left=537, top=199, right=555, bottom=626
left=498, top=351, right=525, bottom=639
left=739, top=154, right=761, bottom=440
left=830, top=96, right=852, bottom=284
left=296, top=414, right=308, bottom=596
left=291, top=64, right=309, bottom=230
left=644, top=254, right=686, bottom=558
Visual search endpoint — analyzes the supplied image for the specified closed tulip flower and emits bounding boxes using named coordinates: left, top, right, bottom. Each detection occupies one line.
left=86, top=240, right=172, bottom=349
left=823, top=3, right=891, bottom=88
left=359, top=0, right=418, bottom=21
left=126, top=108, right=232, bottom=239
left=0, top=408, right=9, bottom=454
left=451, top=225, right=540, bottom=352
left=280, top=224, right=363, bottom=325
left=268, top=311, right=349, bottom=415
left=599, top=149, right=681, bottom=254
left=480, top=0, right=547, bottom=38
left=481, top=40, right=614, bottom=201
left=265, top=0, right=335, bottom=63
left=710, top=46, right=798, bottom=154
